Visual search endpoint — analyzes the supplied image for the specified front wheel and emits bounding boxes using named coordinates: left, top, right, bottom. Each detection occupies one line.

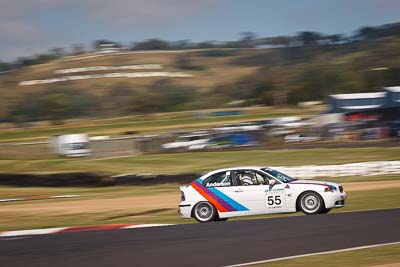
left=319, top=207, right=331, bottom=214
left=193, top=202, right=217, bottom=223
left=298, top=191, right=324, bottom=215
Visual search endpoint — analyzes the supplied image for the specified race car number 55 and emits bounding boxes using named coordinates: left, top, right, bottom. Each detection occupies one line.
left=267, top=195, right=282, bottom=206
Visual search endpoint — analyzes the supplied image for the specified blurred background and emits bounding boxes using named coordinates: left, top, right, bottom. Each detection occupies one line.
left=0, top=1, right=400, bottom=259
left=1, top=1, right=400, bottom=159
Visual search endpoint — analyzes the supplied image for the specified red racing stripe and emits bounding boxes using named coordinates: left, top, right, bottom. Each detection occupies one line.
left=191, top=182, right=228, bottom=212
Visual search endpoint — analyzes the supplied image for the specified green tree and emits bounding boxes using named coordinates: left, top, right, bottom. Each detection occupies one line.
left=298, top=31, right=323, bottom=46
left=149, top=80, right=195, bottom=111
left=106, top=83, right=134, bottom=114
left=356, top=26, right=377, bottom=40
left=133, top=39, right=170, bottom=50
left=0, top=62, right=12, bottom=72
left=238, top=32, right=258, bottom=48
left=288, top=70, right=343, bottom=104
left=41, top=93, right=69, bottom=124
left=175, top=54, right=204, bottom=70
left=126, top=91, right=167, bottom=114
left=8, top=94, right=44, bottom=122
left=264, top=36, right=294, bottom=47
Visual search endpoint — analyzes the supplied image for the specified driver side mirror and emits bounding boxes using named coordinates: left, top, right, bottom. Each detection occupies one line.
left=268, top=179, right=276, bottom=186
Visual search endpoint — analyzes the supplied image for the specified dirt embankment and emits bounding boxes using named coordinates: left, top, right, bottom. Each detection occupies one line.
left=0, top=194, right=179, bottom=215
left=343, top=180, right=400, bottom=192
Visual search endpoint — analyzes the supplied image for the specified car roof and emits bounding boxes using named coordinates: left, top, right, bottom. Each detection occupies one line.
left=207, top=166, right=268, bottom=174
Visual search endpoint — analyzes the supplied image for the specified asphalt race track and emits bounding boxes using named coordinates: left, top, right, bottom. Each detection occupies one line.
left=1, top=209, right=399, bottom=267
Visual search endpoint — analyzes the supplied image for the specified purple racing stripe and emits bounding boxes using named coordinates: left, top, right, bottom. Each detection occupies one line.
left=193, top=180, right=235, bottom=211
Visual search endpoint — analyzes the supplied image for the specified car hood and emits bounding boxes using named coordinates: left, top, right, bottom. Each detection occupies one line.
left=289, top=179, right=341, bottom=188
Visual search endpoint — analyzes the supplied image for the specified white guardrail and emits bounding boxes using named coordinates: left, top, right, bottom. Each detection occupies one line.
left=274, top=161, right=400, bottom=178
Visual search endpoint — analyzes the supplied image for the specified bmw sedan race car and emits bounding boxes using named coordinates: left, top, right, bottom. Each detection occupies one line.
left=178, top=167, right=346, bottom=223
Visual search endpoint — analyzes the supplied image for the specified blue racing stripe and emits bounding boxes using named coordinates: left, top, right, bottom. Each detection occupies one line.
left=209, top=187, right=249, bottom=211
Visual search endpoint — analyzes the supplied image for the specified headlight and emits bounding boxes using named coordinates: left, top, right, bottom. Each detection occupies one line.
left=324, top=186, right=337, bottom=192
left=181, top=191, right=185, bottom=201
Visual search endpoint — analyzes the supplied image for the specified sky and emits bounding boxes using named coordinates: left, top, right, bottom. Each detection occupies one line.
left=1, top=0, right=400, bottom=61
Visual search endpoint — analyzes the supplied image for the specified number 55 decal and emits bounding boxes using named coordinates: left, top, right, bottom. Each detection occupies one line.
left=267, top=195, right=282, bottom=206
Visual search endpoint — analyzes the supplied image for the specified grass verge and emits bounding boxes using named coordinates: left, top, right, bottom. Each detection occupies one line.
left=0, top=183, right=179, bottom=199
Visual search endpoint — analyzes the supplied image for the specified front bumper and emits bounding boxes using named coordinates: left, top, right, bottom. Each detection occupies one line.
left=323, top=191, right=347, bottom=209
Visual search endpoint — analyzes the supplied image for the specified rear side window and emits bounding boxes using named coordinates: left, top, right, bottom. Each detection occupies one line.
left=204, top=171, right=231, bottom=187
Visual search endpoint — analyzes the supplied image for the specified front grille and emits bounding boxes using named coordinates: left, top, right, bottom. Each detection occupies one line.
left=335, top=200, right=345, bottom=206
left=339, top=185, right=343, bottom=193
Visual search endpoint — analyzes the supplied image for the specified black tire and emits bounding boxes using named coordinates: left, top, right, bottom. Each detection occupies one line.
left=319, top=208, right=331, bottom=214
left=193, top=202, right=217, bottom=223
left=298, top=191, right=324, bottom=215
left=214, top=218, right=228, bottom=222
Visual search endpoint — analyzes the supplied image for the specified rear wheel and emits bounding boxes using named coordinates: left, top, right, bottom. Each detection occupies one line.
left=298, top=191, right=324, bottom=215
left=193, top=202, right=217, bottom=223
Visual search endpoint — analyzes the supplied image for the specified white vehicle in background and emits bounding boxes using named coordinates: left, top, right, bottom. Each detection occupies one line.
left=50, top=134, right=90, bottom=157
left=269, top=128, right=295, bottom=137
left=179, top=166, right=346, bottom=223
left=89, top=135, right=110, bottom=141
left=161, top=133, right=210, bottom=150
left=272, top=116, right=314, bottom=128
left=271, top=116, right=301, bottom=126
left=284, top=133, right=319, bottom=143
left=213, top=122, right=262, bottom=132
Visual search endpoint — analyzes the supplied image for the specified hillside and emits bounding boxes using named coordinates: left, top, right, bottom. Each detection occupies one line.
left=4, top=49, right=260, bottom=92
left=1, top=35, right=400, bottom=123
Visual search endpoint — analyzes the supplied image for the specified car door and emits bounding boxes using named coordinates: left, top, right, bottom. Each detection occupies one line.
left=201, top=171, right=249, bottom=218
left=264, top=182, right=293, bottom=213
left=262, top=170, right=296, bottom=213
left=231, top=170, right=270, bottom=216
left=234, top=169, right=294, bottom=215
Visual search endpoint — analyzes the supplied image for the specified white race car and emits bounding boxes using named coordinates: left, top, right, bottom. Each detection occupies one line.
left=179, top=166, right=346, bottom=223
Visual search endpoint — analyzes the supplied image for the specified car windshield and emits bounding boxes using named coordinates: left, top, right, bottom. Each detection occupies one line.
left=262, top=168, right=297, bottom=183
left=67, top=142, right=89, bottom=150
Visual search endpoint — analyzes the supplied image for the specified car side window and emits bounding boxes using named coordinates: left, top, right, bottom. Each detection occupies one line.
left=204, top=171, right=232, bottom=188
left=255, top=172, right=268, bottom=185
left=236, top=170, right=267, bottom=186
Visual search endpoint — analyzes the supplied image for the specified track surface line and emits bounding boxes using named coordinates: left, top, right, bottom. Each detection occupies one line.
left=225, top=241, right=400, bottom=267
